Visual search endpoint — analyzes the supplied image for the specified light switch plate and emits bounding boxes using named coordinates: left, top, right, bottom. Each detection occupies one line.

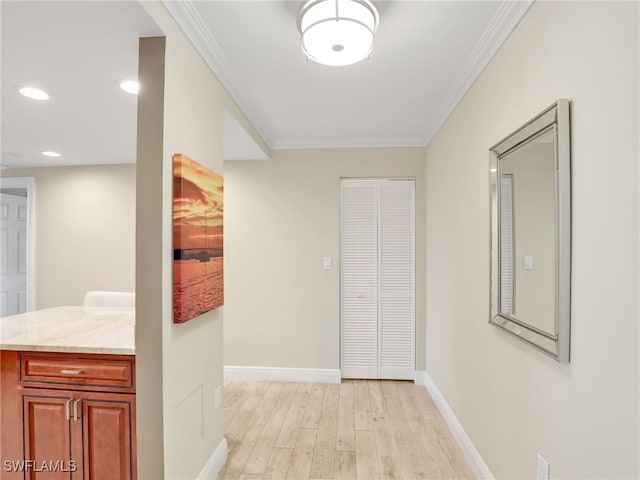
left=214, top=386, right=221, bottom=409
left=524, top=255, right=534, bottom=270
left=323, top=257, right=332, bottom=270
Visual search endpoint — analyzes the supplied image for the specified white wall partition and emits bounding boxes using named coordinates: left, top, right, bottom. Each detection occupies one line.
left=340, top=179, right=415, bottom=380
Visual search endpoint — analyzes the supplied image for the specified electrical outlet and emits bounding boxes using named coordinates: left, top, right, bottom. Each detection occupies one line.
left=214, top=386, right=222, bottom=410
left=537, top=453, right=549, bottom=480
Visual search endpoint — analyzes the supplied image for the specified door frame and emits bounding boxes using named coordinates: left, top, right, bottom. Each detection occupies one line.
left=0, top=176, right=36, bottom=312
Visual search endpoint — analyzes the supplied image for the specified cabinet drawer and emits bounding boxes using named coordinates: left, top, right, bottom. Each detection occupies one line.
left=20, top=353, right=135, bottom=392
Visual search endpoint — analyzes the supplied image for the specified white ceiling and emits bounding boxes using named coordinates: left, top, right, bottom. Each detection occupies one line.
left=165, top=0, right=532, bottom=149
left=1, top=1, right=162, bottom=169
left=1, top=1, right=532, bottom=169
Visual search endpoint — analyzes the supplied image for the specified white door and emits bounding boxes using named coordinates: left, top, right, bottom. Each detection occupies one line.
left=0, top=193, right=28, bottom=316
left=340, top=179, right=415, bottom=380
left=341, top=182, right=379, bottom=379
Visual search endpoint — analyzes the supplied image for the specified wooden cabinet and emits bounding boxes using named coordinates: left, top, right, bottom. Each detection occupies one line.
left=1, top=351, right=136, bottom=480
left=79, top=392, right=135, bottom=480
left=21, top=391, right=75, bottom=480
left=20, top=353, right=134, bottom=392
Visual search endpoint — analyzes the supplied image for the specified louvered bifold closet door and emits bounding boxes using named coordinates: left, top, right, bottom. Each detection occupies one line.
left=500, top=175, right=514, bottom=314
left=341, top=179, right=415, bottom=380
left=340, top=181, right=378, bottom=379
left=378, top=181, right=415, bottom=379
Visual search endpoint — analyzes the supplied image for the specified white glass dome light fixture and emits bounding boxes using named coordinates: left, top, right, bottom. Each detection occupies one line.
left=297, top=0, right=380, bottom=67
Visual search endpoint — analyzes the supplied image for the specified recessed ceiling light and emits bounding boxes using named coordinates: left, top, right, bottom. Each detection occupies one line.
left=19, top=87, right=50, bottom=100
left=120, top=80, right=139, bottom=95
left=41, top=151, right=61, bottom=158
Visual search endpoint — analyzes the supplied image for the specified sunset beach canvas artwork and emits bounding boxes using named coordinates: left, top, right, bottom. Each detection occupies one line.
left=172, top=154, right=224, bottom=323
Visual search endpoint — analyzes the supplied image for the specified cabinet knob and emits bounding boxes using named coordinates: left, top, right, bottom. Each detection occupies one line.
left=60, top=369, right=83, bottom=375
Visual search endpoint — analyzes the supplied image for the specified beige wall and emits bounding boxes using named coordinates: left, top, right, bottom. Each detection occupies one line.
left=2, top=165, right=135, bottom=308
left=425, top=2, right=638, bottom=478
left=224, top=147, right=426, bottom=372
left=136, top=3, right=269, bottom=478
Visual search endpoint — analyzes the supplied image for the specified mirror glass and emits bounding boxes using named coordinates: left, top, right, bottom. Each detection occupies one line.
left=490, top=100, right=571, bottom=362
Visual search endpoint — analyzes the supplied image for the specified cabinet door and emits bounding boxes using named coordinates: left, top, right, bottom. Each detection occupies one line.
left=22, top=390, right=79, bottom=480
left=80, top=392, right=136, bottom=480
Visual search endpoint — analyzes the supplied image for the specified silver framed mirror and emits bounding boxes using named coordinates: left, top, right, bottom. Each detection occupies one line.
left=489, top=100, right=571, bottom=362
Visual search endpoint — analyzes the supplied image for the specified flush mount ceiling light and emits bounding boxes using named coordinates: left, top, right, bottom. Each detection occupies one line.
left=19, top=87, right=50, bottom=100
left=297, top=0, right=379, bottom=67
left=119, top=80, right=140, bottom=95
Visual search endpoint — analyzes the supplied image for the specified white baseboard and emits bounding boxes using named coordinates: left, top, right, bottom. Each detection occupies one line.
left=415, top=370, right=427, bottom=386
left=196, top=437, right=228, bottom=480
left=423, top=372, right=494, bottom=480
left=224, top=365, right=341, bottom=384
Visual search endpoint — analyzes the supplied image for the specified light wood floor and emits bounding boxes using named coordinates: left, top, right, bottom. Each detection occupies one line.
left=218, top=380, right=474, bottom=480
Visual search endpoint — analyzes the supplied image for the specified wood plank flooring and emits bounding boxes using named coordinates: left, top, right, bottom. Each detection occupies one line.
left=218, top=380, right=474, bottom=480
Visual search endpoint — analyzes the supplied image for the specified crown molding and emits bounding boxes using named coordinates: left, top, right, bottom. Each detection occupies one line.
left=271, top=135, right=426, bottom=151
left=161, top=0, right=275, bottom=147
left=163, top=0, right=532, bottom=151
left=420, top=0, right=534, bottom=146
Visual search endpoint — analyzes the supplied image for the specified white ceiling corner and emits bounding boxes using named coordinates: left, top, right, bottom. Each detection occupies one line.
left=161, top=0, right=276, bottom=147
left=223, top=110, right=270, bottom=161
left=420, top=0, right=535, bottom=145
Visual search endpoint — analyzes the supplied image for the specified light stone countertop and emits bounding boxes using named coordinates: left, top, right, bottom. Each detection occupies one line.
left=0, top=306, right=135, bottom=355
